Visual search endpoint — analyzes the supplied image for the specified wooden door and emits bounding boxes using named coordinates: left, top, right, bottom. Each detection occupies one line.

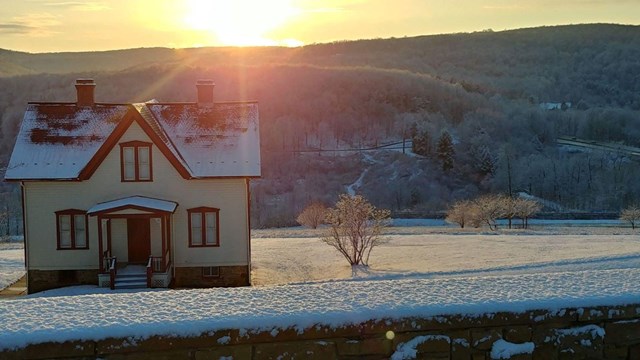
left=127, top=218, right=150, bottom=263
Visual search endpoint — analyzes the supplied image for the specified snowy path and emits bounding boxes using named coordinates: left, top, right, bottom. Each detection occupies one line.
left=346, top=152, right=377, bottom=195
left=1, top=267, right=639, bottom=350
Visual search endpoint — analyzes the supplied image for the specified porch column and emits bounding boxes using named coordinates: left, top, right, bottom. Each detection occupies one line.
left=98, top=215, right=104, bottom=273
left=161, top=215, right=166, bottom=272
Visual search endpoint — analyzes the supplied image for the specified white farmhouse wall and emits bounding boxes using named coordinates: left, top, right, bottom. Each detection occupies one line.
left=23, top=121, right=249, bottom=271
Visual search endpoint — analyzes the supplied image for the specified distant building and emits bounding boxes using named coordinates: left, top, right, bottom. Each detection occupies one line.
left=5, top=79, right=260, bottom=293
left=539, top=102, right=572, bottom=111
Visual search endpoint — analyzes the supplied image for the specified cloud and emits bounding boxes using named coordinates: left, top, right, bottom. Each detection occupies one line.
left=0, top=23, right=33, bottom=34
left=0, top=13, right=61, bottom=37
left=29, top=1, right=109, bottom=11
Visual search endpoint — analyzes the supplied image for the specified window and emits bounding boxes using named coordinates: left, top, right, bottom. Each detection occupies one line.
left=120, top=141, right=152, bottom=181
left=56, top=209, right=88, bottom=250
left=188, top=207, right=220, bottom=247
left=202, top=266, right=220, bottom=278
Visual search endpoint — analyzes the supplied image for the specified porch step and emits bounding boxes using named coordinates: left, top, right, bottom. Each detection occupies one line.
left=114, top=274, right=147, bottom=289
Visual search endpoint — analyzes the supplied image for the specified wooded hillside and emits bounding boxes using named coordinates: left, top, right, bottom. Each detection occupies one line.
left=1, top=24, right=639, bottom=227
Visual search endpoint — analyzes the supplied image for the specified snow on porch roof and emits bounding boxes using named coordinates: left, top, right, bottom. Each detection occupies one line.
left=87, top=196, right=178, bottom=215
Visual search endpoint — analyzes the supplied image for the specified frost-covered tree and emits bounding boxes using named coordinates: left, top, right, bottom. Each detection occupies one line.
left=473, top=194, right=507, bottom=230
left=513, top=198, right=542, bottom=229
left=620, top=205, right=640, bottom=229
left=437, top=131, right=455, bottom=172
left=446, top=200, right=473, bottom=228
left=296, top=202, right=328, bottom=229
left=322, top=194, right=390, bottom=266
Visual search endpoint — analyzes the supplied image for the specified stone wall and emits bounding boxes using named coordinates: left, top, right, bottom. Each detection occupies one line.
left=27, top=269, right=98, bottom=294
left=3, top=303, right=639, bottom=359
left=173, top=265, right=249, bottom=287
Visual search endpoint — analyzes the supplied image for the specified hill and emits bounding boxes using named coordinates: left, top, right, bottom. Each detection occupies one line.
left=0, top=24, right=639, bottom=227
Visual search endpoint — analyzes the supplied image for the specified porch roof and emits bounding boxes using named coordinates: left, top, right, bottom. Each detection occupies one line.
left=87, top=196, right=178, bottom=215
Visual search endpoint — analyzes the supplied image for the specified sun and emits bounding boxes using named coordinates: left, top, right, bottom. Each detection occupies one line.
left=184, top=0, right=299, bottom=46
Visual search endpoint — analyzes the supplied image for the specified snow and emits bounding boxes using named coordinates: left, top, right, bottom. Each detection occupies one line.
left=1, top=226, right=639, bottom=350
left=391, top=335, right=450, bottom=360
left=87, top=196, right=178, bottom=215
left=0, top=242, right=24, bottom=290
left=250, top=229, right=640, bottom=285
left=490, top=339, right=535, bottom=359
left=146, top=102, right=261, bottom=178
left=5, top=104, right=129, bottom=180
left=1, top=267, right=639, bottom=350
left=555, top=324, right=605, bottom=338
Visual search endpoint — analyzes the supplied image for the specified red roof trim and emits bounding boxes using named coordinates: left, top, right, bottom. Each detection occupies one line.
left=133, top=109, right=192, bottom=180
left=78, top=108, right=136, bottom=180
left=78, top=105, right=192, bottom=181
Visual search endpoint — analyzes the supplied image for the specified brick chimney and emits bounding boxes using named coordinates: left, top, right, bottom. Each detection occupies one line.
left=196, top=80, right=215, bottom=106
left=75, top=78, right=96, bottom=107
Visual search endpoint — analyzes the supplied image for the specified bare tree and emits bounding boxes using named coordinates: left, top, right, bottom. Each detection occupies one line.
left=473, top=194, right=507, bottom=231
left=503, top=196, right=517, bottom=229
left=296, top=201, right=328, bottom=229
left=322, top=194, right=390, bottom=266
left=514, top=198, right=542, bottom=229
left=446, top=200, right=473, bottom=228
left=620, top=205, right=640, bottom=229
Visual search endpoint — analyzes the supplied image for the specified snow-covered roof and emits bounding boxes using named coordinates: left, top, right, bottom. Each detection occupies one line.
left=146, top=102, right=260, bottom=178
left=4, top=104, right=128, bottom=180
left=4, top=101, right=260, bottom=180
left=87, top=196, right=178, bottom=215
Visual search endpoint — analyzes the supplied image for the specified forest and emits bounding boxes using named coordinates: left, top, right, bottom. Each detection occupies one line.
left=0, top=24, right=639, bottom=228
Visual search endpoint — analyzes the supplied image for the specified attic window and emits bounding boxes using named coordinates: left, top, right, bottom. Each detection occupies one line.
left=120, top=141, right=152, bottom=182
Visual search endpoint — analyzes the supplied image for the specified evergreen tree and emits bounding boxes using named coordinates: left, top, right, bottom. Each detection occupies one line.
left=437, top=131, right=455, bottom=172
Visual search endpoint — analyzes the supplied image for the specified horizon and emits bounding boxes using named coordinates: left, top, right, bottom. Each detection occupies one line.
left=1, top=0, right=639, bottom=53
left=1, top=22, right=637, bottom=55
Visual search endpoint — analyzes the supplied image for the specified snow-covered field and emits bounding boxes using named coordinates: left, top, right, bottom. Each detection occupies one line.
left=1, top=226, right=640, bottom=350
left=0, top=242, right=25, bottom=290
left=251, top=226, right=640, bottom=285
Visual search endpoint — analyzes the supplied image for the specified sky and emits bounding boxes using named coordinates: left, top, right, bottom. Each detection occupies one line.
left=1, top=0, right=639, bottom=53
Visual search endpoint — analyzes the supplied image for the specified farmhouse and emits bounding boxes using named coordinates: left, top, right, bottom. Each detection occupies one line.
left=4, top=79, right=260, bottom=293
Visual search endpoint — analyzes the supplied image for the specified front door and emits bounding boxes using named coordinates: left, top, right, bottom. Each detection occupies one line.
left=127, top=218, right=150, bottom=264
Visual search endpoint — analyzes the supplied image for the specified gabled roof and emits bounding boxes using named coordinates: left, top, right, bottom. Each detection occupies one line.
left=5, top=101, right=261, bottom=180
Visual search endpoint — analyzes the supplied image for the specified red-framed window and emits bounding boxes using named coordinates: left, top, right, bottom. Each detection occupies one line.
left=188, top=207, right=220, bottom=247
left=119, top=141, right=152, bottom=182
left=55, top=209, right=89, bottom=250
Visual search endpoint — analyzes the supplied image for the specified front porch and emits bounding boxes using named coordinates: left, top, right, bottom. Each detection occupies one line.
left=88, top=196, right=177, bottom=290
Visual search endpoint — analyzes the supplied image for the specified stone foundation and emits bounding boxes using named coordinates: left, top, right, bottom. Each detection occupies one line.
left=3, top=303, right=639, bottom=359
left=27, top=269, right=98, bottom=294
left=173, top=265, right=249, bottom=288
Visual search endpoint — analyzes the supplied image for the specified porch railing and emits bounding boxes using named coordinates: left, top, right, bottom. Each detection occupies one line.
left=147, top=249, right=171, bottom=288
left=146, top=256, right=153, bottom=288
left=108, top=256, right=117, bottom=290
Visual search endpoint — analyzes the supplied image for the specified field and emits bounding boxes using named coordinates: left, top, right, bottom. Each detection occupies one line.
left=2, top=224, right=640, bottom=293
left=250, top=225, right=640, bottom=286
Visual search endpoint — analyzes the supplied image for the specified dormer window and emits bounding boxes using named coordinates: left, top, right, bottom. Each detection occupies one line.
left=120, top=141, right=152, bottom=182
